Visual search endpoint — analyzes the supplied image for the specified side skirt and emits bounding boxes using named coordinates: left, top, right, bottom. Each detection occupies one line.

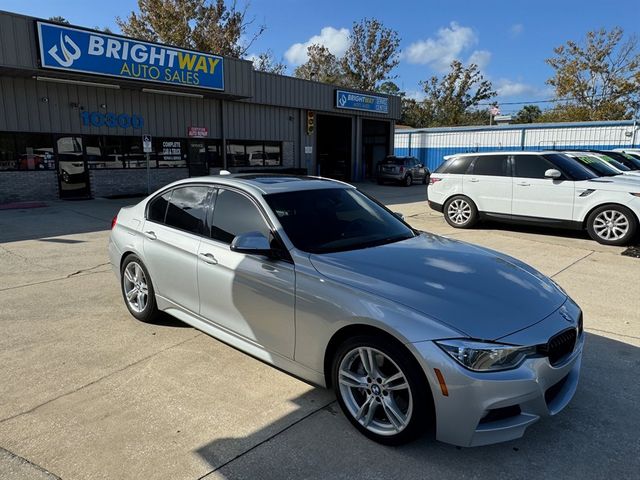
left=479, top=212, right=583, bottom=230
left=155, top=295, right=327, bottom=387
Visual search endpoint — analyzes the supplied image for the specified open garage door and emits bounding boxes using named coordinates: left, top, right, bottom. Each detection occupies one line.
left=363, top=120, right=391, bottom=180
left=317, top=114, right=352, bottom=181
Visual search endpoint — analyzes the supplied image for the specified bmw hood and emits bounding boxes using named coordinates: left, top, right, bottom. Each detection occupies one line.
left=309, top=233, right=567, bottom=340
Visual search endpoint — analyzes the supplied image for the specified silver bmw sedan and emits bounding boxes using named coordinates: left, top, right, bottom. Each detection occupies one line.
left=109, top=174, right=583, bottom=446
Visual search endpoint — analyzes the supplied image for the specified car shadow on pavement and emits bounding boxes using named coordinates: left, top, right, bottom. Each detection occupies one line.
left=0, top=198, right=140, bottom=243
left=194, top=332, right=639, bottom=479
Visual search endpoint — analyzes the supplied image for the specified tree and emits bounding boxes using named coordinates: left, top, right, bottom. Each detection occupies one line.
left=377, top=81, right=403, bottom=96
left=116, top=0, right=265, bottom=58
left=514, top=105, right=543, bottom=123
left=49, top=16, right=70, bottom=24
left=340, top=18, right=400, bottom=91
left=419, top=60, right=497, bottom=126
left=251, top=50, right=287, bottom=75
left=545, top=27, right=640, bottom=121
left=294, top=44, right=344, bottom=84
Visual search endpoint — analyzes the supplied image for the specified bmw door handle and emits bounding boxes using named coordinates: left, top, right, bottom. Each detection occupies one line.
left=200, top=253, right=218, bottom=265
left=517, top=182, right=531, bottom=186
left=143, top=230, right=157, bottom=240
left=468, top=178, right=479, bottom=183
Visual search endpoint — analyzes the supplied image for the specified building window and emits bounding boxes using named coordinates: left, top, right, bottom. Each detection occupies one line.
left=0, top=133, right=56, bottom=171
left=156, top=138, right=187, bottom=168
left=226, top=141, right=282, bottom=167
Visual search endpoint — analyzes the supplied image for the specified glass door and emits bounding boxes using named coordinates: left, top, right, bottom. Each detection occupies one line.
left=56, top=135, right=91, bottom=199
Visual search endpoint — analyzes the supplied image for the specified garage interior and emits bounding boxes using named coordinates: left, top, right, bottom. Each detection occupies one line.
left=316, top=114, right=352, bottom=181
left=362, top=119, right=391, bottom=179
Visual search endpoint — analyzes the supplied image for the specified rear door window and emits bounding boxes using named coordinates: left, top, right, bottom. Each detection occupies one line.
left=147, top=191, right=172, bottom=224
left=471, top=155, right=510, bottom=176
left=164, top=185, right=211, bottom=235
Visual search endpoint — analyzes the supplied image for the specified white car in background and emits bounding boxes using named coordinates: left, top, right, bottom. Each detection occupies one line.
left=562, top=151, right=640, bottom=179
left=427, top=151, right=640, bottom=245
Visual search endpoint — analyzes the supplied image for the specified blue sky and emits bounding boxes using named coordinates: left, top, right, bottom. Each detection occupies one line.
left=2, top=0, right=638, bottom=114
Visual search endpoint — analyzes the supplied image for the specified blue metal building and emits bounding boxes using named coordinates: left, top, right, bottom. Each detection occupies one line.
left=394, top=120, right=639, bottom=171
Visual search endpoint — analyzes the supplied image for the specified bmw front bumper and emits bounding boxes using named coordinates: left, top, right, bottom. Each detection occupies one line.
left=411, top=304, right=584, bottom=447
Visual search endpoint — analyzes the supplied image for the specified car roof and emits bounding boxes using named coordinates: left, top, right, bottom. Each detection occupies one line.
left=165, top=173, right=353, bottom=195
left=443, top=151, right=564, bottom=159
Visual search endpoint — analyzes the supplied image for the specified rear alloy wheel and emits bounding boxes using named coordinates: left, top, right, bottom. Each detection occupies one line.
left=587, top=205, right=637, bottom=246
left=443, top=196, right=478, bottom=228
left=121, top=254, right=159, bottom=322
left=403, top=175, right=413, bottom=187
left=332, top=335, right=431, bottom=445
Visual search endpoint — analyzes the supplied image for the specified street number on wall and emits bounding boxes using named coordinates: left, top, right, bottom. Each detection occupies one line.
left=80, top=111, right=144, bottom=129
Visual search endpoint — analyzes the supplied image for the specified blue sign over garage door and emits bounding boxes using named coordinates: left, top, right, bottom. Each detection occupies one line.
left=335, top=90, right=389, bottom=114
left=36, top=21, right=224, bottom=91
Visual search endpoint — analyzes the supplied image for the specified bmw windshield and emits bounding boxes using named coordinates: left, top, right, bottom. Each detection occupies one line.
left=265, top=188, right=416, bottom=253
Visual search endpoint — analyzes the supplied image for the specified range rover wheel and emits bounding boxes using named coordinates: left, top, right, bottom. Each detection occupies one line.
left=443, top=196, right=478, bottom=228
left=403, top=175, right=413, bottom=187
left=121, top=254, right=159, bottom=322
left=586, top=205, right=638, bottom=246
left=332, top=335, right=431, bottom=445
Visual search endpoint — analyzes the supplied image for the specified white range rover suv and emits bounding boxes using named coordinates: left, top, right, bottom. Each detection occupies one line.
left=427, top=151, right=640, bottom=245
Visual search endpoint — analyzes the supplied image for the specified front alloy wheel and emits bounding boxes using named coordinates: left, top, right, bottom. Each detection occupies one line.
left=587, top=205, right=637, bottom=246
left=332, top=335, right=431, bottom=445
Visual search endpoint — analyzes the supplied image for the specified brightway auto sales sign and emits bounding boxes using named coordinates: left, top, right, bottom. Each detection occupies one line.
left=36, top=22, right=224, bottom=91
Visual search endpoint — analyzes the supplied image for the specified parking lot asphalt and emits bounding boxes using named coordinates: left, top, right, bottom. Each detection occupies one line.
left=0, top=183, right=638, bottom=480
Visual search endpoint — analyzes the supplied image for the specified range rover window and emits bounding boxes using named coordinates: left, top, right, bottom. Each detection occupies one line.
left=210, top=189, right=271, bottom=244
left=471, top=155, right=510, bottom=176
left=436, top=156, right=474, bottom=174
left=514, top=155, right=557, bottom=179
left=164, top=186, right=211, bottom=235
left=147, top=191, right=172, bottom=223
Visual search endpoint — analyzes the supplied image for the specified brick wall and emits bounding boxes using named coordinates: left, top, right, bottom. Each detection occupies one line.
left=0, top=171, right=59, bottom=203
left=90, top=168, right=189, bottom=197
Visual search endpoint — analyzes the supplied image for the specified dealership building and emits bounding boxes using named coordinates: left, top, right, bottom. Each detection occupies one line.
left=0, top=10, right=400, bottom=203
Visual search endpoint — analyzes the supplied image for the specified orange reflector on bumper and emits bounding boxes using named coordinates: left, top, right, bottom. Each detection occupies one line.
left=434, top=368, right=449, bottom=396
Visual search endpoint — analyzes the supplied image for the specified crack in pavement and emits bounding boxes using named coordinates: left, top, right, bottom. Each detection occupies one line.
left=0, top=243, right=59, bottom=273
left=0, top=446, right=62, bottom=480
left=0, top=333, right=202, bottom=425
left=550, top=251, right=595, bottom=278
left=0, top=264, right=111, bottom=293
left=197, top=400, right=337, bottom=480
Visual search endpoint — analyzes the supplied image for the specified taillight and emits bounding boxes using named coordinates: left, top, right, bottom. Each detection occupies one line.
left=429, top=177, right=443, bottom=184
left=111, top=214, right=118, bottom=229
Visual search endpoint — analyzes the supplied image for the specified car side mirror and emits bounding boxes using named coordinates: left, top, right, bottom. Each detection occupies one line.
left=393, top=212, right=404, bottom=220
left=544, top=169, right=562, bottom=179
left=417, top=163, right=423, bottom=168
left=230, top=231, right=272, bottom=256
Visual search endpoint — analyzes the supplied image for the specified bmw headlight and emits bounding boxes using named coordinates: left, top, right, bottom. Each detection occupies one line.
left=435, top=339, right=537, bottom=372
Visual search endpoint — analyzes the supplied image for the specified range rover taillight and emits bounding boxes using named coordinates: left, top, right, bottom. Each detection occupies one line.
left=111, top=215, right=118, bottom=230
left=429, top=177, right=443, bottom=184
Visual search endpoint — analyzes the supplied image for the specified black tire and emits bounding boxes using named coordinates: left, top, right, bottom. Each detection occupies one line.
left=120, top=254, right=159, bottom=323
left=586, top=204, right=638, bottom=246
left=443, top=195, right=478, bottom=228
left=422, top=174, right=427, bottom=185
left=331, top=334, right=432, bottom=445
left=403, top=174, right=413, bottom=187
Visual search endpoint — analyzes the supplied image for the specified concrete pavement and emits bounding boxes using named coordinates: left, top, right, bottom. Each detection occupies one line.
left=0, top=184, right=638, bottom=479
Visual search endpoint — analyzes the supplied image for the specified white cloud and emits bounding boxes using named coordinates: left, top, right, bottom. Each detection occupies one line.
left=405, top=22, right=478, bottom=72
left=405, top=90, right=426, bottom=101
left=510, top=24, right=524, bottom=37
left=467, top=50, right=491, bottom=70
left=495, top=79, right=551, bottom=98
left=284, top=27, right=350, bottom=65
